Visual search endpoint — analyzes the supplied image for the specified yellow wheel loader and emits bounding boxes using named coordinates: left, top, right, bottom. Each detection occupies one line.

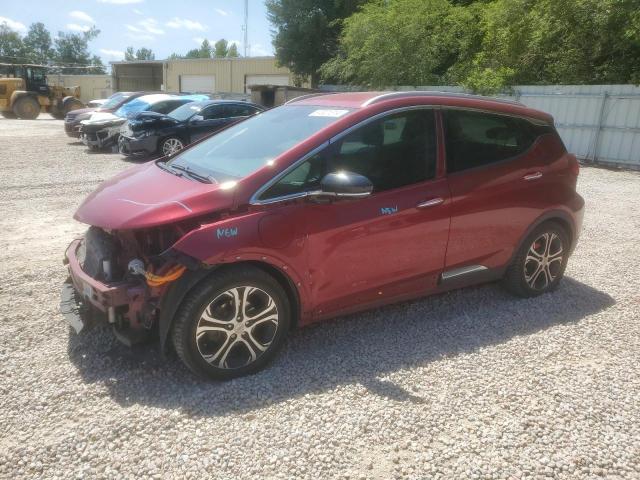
left=0, top=63, right=84, bottom=119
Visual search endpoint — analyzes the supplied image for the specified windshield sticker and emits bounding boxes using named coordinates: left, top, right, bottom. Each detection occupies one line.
left=217, top=227, right=238, bottom=239
left=308, top=109, right=349, bottom=118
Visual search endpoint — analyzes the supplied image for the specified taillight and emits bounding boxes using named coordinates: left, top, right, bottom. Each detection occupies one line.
left=568, top=154, right=580, bottom=176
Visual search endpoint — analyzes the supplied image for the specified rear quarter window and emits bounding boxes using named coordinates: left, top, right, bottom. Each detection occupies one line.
left=444, top=109, right=539, bottom=173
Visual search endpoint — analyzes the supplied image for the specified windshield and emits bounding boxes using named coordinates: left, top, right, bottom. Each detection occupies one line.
left=101, top=93, right=127, bottom=110
left=169, top=105, right=352, bottom=183
left=115, top=98, right=153, bottom=118
left=169, top=103, right=202, bottom=121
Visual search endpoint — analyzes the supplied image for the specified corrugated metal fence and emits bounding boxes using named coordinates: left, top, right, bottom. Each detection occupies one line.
left=322, top=84, right=640, bottom=169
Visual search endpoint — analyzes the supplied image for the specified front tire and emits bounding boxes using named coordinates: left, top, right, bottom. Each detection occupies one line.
left=13, top=96, right=40, bottom=119
left=502, top=222, right=569, bottom=297
left=160, top=136, right=184, bottom=156
left=171, top=266, right=291, bottom=380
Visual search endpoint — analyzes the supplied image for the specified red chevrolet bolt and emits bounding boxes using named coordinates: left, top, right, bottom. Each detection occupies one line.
left=61, top=91, right=584, bottom=379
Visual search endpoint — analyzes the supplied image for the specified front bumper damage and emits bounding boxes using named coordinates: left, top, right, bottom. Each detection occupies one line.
left=81, top=123, right=123, bottom=150
left=61, top=239, right=149, bottom=344
left=118, top=134, right=158, bottom=157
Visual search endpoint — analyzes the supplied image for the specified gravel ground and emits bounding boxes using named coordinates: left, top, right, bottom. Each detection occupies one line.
left=0, top=115, right=639, bottom=480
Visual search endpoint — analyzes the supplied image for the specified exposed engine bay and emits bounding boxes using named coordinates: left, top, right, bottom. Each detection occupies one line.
left=62, top=224, right=198, bottom=345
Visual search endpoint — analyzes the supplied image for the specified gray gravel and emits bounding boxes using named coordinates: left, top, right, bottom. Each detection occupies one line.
left=1, top=115, right=639, bottom=480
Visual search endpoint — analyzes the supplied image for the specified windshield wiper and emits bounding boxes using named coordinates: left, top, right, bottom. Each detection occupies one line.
left=156, top=159, right=184, bottom=178
left=169, top=163, right=215, bottom=184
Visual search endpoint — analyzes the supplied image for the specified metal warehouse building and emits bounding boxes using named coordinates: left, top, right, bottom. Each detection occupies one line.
left=111, top=57, right=296, bottom=95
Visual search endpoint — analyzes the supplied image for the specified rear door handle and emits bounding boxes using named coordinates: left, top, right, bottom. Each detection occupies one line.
left=523, top=171, right=543, bottom=181
left=416, top=197, right=444, bottom=209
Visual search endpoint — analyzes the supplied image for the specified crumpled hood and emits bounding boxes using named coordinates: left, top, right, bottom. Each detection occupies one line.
left=85, top=111, right=119, bottom=123
left=66, top=107, right=96, bottom=117
left=74, top=161, right=236, bottom=230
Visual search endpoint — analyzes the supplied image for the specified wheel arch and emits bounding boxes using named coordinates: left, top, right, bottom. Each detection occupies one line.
left=509, top=209, right=576, bottom=268
left=158, top=260, right=301, bottom=354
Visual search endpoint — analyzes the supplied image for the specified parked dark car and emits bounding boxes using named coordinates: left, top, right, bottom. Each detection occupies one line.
left=80, top=94, right=208, bottom=150
left=118, top=100, right=264, bottom=157
left=64, top=92, right=138, bottom=138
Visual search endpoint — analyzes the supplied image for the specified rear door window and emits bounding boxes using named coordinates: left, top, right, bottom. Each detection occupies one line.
left=227, top=104, right=258, bottom=117
left=201, top=105, right=227, bottom=120
left=443, top=110, right=536, bottom=173
left=152, top=99, right=189, bottom=114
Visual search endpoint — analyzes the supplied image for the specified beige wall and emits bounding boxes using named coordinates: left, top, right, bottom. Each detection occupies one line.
left=112, top=63, right=163, bottom=92
left=165, top=57, right=298, bottom=94
left=47, top=75, right=112, bottom=102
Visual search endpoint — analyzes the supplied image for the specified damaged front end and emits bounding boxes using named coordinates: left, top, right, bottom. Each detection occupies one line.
left=61, top=224, right=198, bottom=345
left=80, top=119, right=125, bottom=150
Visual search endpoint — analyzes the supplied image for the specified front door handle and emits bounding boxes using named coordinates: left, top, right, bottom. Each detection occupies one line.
left=416, top=197, right=444, bottom=209
left=523, top=171, right=543, bottom=181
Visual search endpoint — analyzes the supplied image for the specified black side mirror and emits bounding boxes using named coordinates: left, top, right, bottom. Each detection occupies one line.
left=317, top=171, right=373, bottom=199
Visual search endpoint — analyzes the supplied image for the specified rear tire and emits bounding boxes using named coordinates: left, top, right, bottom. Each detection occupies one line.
left=64, top=99, right=84, bottom=115
left=13, top=96, right=40, bottom=119
left=502, top=222, right=570, bottom=297
left=171, top=266, right=291, bottom=380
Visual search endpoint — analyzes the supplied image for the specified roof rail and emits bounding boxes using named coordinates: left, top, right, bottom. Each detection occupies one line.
left=361, top=91, right=524, bottom=107
left=284, top=92, right=337, bottom=105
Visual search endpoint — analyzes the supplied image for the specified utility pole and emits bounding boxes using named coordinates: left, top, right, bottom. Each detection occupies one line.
left=243, top=0, right=249, bottom=57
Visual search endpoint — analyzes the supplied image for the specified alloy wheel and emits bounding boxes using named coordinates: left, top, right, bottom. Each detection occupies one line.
left=524, top=232, right=564, bottom=290
left=162, top=138, right=184, bottom=156
left=195, top=286, right=279, bottom=369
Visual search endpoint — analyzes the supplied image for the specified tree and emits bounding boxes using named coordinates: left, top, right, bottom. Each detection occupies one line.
left=124, top=46, right=135, bottom=61
left=184, top=48, right=202, bottom=59
left=320, top=0, right=481, bottom=87
left=125, top=46, right=155, bottom=61
left=214, top=39, right=228, bottom=58
left=23, top=23, right=52, bottom=65
left=227, top=43, right=239, bottom=58
left=53, top=26, right=105, bottom=74
left=135, top=47, right=154, bottom=60
left=199, top=39, right=212, bottom=58
left=0, top=23, right=27, bottom=63
left=470, top=0, right=640, bottom=88
left=266, top=0, right=367, bottom=86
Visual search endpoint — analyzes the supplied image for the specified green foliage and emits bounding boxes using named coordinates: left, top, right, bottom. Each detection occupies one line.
left=320, top=0, right=481, bottom=87
left=228, top=43, right=240, bottom=58
left=0, top=23, right=27, bottom=62
left=181, top=39, right=238, bottom=59
left=475, top=0, right=640, bottom=86
left=125, top=46, right=154, bottom=61
left=23, top=23, right=52, bottom=65
left=214, top=39, right=229, bottom=58
left=318, top=0, right=640, bottom=91
left=53, top=27, right=105, bottom=74
left=124, top=46, right=135, bottom=61
left=199, top=39, right=213, bottom=58
left=266, top=0, right=367, bottom=86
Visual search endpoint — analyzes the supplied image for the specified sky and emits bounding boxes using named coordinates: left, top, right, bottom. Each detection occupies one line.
left=0, top=0, right=275, bottom=65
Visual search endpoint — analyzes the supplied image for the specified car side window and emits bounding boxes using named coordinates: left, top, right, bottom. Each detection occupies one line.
left=260, top=153, right=325, bottom=199
left=152, top=100, right=185, bottom=114
left=227, top=104, right=256, bottom=117
left=329, top=109, right=436, bottom=192
left=259, top=109, right=437, bottom=201
left=443, top=109, right=536, bottom=173
left=201, top=106, right=226, bottom=120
